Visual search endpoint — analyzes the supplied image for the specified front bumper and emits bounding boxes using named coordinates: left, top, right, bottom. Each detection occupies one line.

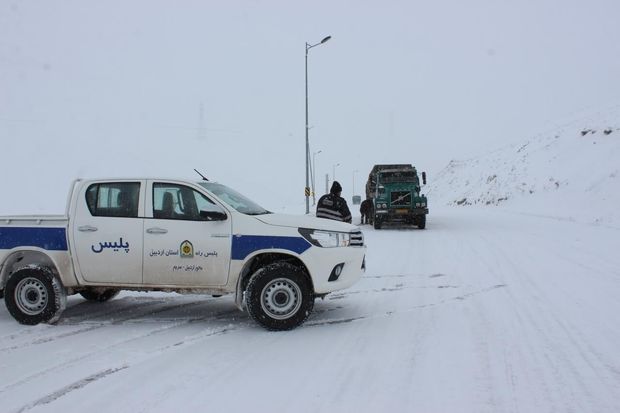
left=303, top=245, right=366, bottom=294
left=375, top=207, right=428, bottom=220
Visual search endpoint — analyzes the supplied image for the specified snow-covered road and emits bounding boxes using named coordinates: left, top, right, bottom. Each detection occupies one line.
left=2, top=207, right=619, bottom=413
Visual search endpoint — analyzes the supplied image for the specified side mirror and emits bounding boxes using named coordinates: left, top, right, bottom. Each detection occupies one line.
left=422, top=172, right=427, bottom=185
left=199, top=210, right=228, bottom=221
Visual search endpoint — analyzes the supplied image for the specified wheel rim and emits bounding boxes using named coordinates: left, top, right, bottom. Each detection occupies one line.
left=260, top=278, right=302, bottom=320
left=14, top=277, right=48, bottom=315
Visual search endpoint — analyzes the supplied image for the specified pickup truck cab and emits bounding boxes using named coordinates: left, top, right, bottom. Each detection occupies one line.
left=0, top=178, right=365, bottom=330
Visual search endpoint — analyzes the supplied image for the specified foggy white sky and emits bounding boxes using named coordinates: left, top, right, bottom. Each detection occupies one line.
left=1, top=0, right=619, bottom=212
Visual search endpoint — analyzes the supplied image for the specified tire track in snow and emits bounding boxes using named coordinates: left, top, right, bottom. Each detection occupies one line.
left=362, top=273, right=434, bottom=279
left=0, top=299, right=182, bottom=352
left=0, top=296, right=231, bottom=353
left=13, top=367, right=128, bottom=413
left=471, top=232, right=565, bottom=411
left=0, top=303, right=243, bottom=396
left=327, top=278, right=469, bottom=300
left=309, top=284, right=508, bottom=327
left=10, top=324, right=240, bottom=413
left=327, top=276, right=501, bottom=301
left=0, top=298, right=162, bottom=344
left=475, top=231, right=615, bottom=411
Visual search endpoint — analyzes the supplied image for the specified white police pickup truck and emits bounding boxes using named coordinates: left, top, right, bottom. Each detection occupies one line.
left=0, top=178, right=365, bottom=330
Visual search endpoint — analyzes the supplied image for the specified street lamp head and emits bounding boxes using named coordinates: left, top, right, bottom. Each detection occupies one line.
left=307, top=36, right=332, bottom=51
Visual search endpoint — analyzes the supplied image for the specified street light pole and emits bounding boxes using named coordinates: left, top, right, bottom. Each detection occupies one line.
left=312, top=150, right=322, bottom=205
left=352, top=169, right=359, bottom=196
left=332, top=163, right=340, bottom=183
left=305, top=35, right=331, bottom=214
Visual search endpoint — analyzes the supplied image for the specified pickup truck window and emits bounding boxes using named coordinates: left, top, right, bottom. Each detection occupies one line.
left=153, top=183, right=223, bottom=221
left=86, top=182, right=140, bottom=218
left=199, top=182, right=270, bottom=215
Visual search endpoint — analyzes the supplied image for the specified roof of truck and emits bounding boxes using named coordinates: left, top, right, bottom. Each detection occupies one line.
left=370, top=164, right=416, bottom=173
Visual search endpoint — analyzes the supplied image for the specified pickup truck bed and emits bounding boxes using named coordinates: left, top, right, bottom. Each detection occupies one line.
left=0, top=216, right=68, bottom=250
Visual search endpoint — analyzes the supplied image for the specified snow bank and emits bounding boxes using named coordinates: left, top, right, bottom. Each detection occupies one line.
left=426, top=104, right=620, bottom=228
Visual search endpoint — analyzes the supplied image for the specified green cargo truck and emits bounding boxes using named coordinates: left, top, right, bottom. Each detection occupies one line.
left=365, top=164, right=429, bottom=229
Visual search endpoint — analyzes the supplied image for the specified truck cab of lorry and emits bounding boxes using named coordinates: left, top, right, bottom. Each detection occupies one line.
left=366, top=164, right=429, bottom=229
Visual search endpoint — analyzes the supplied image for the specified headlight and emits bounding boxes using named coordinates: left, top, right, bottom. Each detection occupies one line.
left=382, top=203, right=387, bottom=208
left=298, top=228, right=351, bottom=248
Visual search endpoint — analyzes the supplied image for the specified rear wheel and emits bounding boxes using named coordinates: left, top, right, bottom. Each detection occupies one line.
left=246, top=263, right=314, bottom=331
left=4, top=267, right=66, bottom=325
left=79, top=289, right=120, bottom=302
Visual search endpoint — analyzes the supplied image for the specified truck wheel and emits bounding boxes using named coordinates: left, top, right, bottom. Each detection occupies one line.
left=79, top=289, right=120, bottom=302
left=4, top=267, right=67, bottom=325
left=245, top=263, right=314, bottom=331
left=417, top=215, right=426, bottom=229
left=374, top=219, right=382, bottom=229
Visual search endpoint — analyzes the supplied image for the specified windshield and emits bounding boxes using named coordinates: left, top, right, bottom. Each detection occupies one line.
left=198, top=182, right=270, bottom=215
left=379, top=171, right=418, bottom=183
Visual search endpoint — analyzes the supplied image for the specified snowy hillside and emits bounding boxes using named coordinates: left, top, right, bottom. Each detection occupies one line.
left=426, top=104, right=620, bottom=228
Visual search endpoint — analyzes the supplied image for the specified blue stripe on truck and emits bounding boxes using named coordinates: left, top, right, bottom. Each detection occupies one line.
left=0, top=227, right=68, bottom=251
left=231, top=235, right=311, bottom=260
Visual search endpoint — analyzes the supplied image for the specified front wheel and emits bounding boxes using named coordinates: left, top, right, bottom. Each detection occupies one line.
left=417, top=215, right=426, bottom=229
left=374, top=218, right=382, bottom=229
left=4, top=267, right=67, bottom=325
left=245, top=263, right=314, bottom=331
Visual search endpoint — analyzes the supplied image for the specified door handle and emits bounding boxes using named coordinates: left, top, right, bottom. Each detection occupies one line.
left=78, top=225, right=98, bottom=232
left=146, top=227, right=168, bottom=234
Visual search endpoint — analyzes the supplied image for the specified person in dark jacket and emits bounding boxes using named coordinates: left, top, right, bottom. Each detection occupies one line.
left=316, top=181, right=352, bottom=223
left=359, top=197, right=374, bottom=225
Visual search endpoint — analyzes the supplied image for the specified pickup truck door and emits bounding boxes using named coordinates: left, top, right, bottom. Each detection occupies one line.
left=72, top=181, right=145, bottom=284
left=142, top=181, right=232, bottom=286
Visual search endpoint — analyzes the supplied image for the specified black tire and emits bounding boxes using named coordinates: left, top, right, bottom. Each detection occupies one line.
left=374, top=218, right=382, bottom=229
left=245, top=262, right=314, bottom=331
left=4, top=267, right=66, bottom=325
left=79, top=289, right=120, bottom=302
left=417, top=215, right=426, bottom=230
